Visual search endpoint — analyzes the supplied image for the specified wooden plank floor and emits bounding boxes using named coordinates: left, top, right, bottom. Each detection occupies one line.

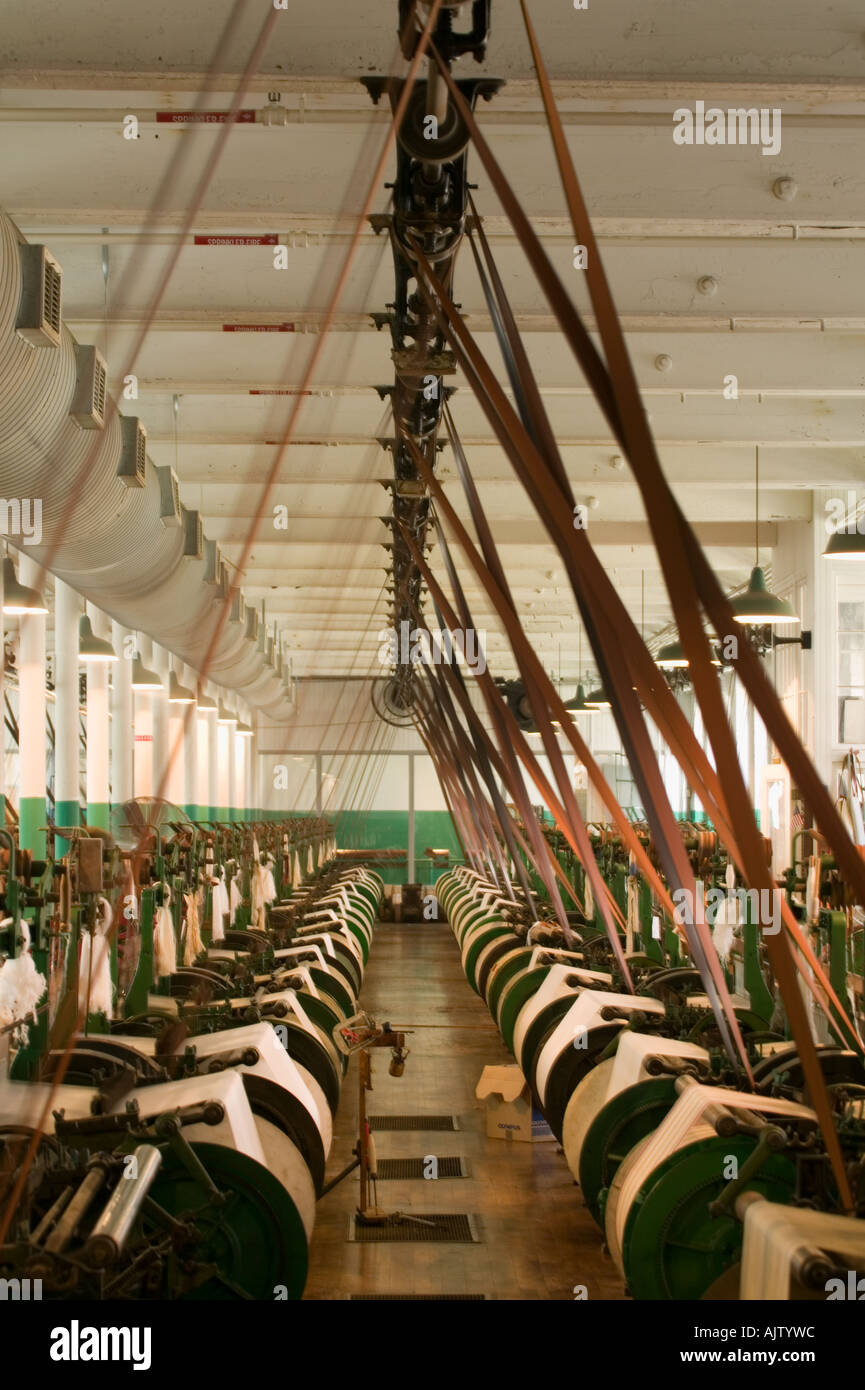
left=304, top=922, right=627, bottom=1301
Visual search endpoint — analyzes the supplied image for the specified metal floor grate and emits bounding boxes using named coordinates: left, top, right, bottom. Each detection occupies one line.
left=369, top=1114, right=459, bottom=1132
left=375, top=1156, right=467, bottom=1180
left=349, top=1213, right=479, bottom=1243
left=350, top=1294, right=487, bottom=1300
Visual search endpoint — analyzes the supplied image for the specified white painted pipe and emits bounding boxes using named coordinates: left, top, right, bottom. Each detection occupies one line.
left=182, top=663, right=198, bottom=816
left=217, top=722, right=230, bottom=820
left=111, top=622, right=133, bottom=806
left=150, top=640, right=170, bottom=803
left=196, top=713, right=210, bottom=816
left=208, top=703, right=219, bottom=818
left=85, top=602, right=111, bottom=827
left=0, top=558, right=4, bottom=809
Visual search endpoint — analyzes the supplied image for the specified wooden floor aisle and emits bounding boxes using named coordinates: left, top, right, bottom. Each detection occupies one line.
left=304, top=921, right=627, bottom=1301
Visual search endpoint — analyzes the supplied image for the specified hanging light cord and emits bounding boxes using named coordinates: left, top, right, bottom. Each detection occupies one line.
left=754, top=446, right=760, bottom=567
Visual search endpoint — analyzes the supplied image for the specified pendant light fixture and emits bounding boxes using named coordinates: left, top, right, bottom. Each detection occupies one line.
left=168, top=670, right=196, bottom=704
left=562, top=681, right=597, bottom=714
left=130, top=648, right=163, bottom=690
left=217, top=702, right=237, bottom=725
left=2, top=556, right=48, bottom=615
left=731, top=448, right=798, bottom=625
left=197, top=690, right=218, bottom=714
left=656, top=640, right=689, bottom=669
left=656, top=638, right=723, bottom=670
left=236, top=720, right=254, bottom=738
left=823, top=529, right=865, bottom=560
left=554, top=625, right=599, bottom=720
left=78, top=614, right=118, bottom=662
left=584, top=685, right=612, bottom=708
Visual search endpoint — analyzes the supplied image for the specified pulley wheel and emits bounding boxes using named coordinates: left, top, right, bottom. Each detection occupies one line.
left=475, top=934, right=521, bottom=1000
left=396, top=84, right=470, bottom=162
left=621, top=1135, right=796, bottom=1301
left=578, top=1077, right=678, bottom=1226
left=486, top=948, right=533, bottom=1018
left=464, top=926, right=513, bottom=994
left=150, top=1141, right=308, bottom=1300
left=498, top=966, right=549, bottom=1056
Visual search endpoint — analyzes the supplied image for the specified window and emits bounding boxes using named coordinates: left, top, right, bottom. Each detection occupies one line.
left=836, top=590, right=865, bottom=745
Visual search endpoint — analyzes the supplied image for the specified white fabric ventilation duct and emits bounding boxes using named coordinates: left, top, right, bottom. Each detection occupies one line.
left=0, top=213, right=287, bottom=717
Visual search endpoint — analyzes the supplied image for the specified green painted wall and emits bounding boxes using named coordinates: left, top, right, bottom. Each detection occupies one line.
left=333, top=809, right=463, bottom=884
left=413, top=811, right=464, bottom=883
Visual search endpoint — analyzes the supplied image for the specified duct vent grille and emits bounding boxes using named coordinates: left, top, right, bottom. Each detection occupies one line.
left=156, top=466, right=182, bottom=527
left=182, top=507, right=203, bottom=558
left=16, top=245, right=62, bottom=348
left=70, top=344, right=107, bottom=429
left=204, top=538, right=221, bottom=584
left=118, top=417, right=147, bottom=487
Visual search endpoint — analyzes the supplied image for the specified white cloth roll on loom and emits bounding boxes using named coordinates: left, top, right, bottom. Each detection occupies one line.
left=605, top=1032, right=709, bottom=1100
left=534, top=990, right=666, bottom=1110
left=740, top=1199, right=865, bottom=1300
left=561, top=1058, right=617, bottom=1182
left=606, top=1085, right=818, bottom=1274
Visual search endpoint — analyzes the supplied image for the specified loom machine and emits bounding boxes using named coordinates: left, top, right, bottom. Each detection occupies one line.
left=0, top=804, right=387, bottom=1299
left=437, top=859, right=865, bottom=1300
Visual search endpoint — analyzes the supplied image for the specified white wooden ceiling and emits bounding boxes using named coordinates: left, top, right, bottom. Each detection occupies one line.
left=1, top=0, right=864, bottom=682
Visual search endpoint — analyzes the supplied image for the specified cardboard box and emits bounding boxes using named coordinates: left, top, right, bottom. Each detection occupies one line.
left=475, top=1064, right=554, bottom=1143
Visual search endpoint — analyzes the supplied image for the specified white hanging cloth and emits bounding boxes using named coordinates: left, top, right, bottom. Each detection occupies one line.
left=263, top=857, right=277, bottom=903
left=712, top=861, right=739, bottom=967
left=228, top=868, right=242, bottom=927
left=153, top=883, right=177, bottom=980
left=78, top=895, right=115, bottom=1018
left=183, top=888, right=204, bottom=965
left=584, top=869, right=594, bottom=924
left=626, top=859, right=639, bottom=955
left=0, top=917, right=47, bottom=1043
left=210, top=870, right=229, bottom=942
left=250, top=858, right=276, bottom=929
